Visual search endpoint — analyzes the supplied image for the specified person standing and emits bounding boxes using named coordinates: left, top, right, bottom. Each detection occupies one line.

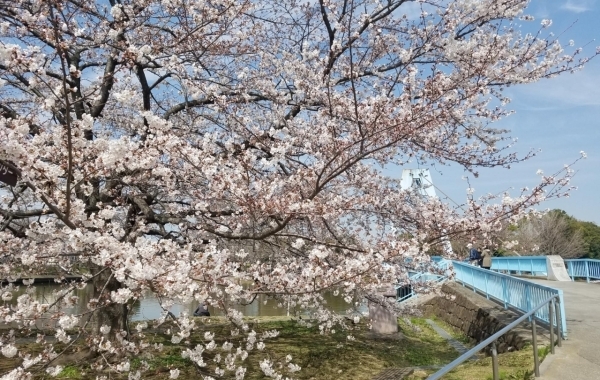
left=467, top=243, right=481, bottom=266
left=480, top=246, right=492, bottom=270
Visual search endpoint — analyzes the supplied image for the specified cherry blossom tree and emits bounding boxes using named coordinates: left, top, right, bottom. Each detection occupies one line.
left=0, top=0, right=594, bottom=378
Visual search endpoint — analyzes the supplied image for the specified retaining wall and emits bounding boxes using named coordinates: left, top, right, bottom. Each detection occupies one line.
left=421, top=282, right=535, bottom=354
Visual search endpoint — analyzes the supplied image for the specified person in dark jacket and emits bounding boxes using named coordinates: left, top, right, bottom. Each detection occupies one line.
left=194, top=301, right=210, bottom=317
left=467, top=243, right=481, bottom=266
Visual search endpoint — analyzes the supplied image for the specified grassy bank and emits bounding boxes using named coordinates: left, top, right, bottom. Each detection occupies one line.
left=0, top=316, right=543, bottom=379
left=407, top=345, right=543, bottom=380
left=406, top=318, right=547, bottom=380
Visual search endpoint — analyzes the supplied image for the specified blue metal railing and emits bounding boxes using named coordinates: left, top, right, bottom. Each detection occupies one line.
left=396, top=273, right=446, bottom=302
left=490, top=256, right=548, bottom=276
left=397, top=261, right=448, bottom=302
left=453, top=261, right=567, bottom=338
left=564, top=259, right=600, bottom=282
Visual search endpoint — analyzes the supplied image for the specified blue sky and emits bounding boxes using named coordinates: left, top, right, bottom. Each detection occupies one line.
left=393, top=0, right=600, bottom=224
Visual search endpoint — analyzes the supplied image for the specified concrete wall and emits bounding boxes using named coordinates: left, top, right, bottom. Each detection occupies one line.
left=421, top=282, right=533, bottom=354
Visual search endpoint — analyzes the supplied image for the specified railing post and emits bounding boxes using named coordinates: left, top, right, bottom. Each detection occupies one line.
left=585, top=260, right=590, bottom=283
left=502, top=277, right=508, bottom=309
left=491, top=341, right=499, bottom=380
left=555, top=298, right=563, bottom=346
left=531, top=259, right=534, bottom=276
left=532, top=318, right=540, bottom=377
left=558, top=290, right=568, bottom=339
left=568, top=261, right=574, bottom=281
left=549, top=299, right=555, bottom=354
left=485, top=272, right=489, bottom=300
left=525, top=284, right=532, bottom=320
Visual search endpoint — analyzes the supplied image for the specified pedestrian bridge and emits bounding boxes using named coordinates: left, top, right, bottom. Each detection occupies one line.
left=399, top=256, right=600, bottom=380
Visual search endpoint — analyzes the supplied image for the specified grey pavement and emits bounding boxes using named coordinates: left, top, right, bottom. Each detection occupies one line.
left=527, top=279, right=600, bottom=380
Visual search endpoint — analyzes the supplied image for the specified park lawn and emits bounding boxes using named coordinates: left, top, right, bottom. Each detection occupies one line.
left=1, top=316, right=545, bottom=379
left=2, top=316, right=458, bottom=379
left=406, top=319, right=550, bottom=380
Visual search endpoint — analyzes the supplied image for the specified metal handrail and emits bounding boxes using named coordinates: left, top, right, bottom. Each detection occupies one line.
left=490, top=256, right=548, bottom=276
left=427, top=294, right=562, bottom=380
left=452, top=261, right=567, bottom=338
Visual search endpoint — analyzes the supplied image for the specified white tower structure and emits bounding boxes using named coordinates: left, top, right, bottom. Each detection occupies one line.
left=399, top=169, right=453, bottom=256
left=399, top=169, right=437, bottom=198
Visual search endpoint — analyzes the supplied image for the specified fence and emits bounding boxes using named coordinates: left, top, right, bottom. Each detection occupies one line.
left=397, top=268, right=447, bottom=302
left=564, top=259, right=600, bottom=282
left=490, top=256, right=548, bottom=277
left=452, top=261, right=567, bottom=338
left=396, top=273, right=447, bottom=302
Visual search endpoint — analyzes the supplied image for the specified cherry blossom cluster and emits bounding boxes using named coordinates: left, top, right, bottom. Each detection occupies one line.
left=0, top=0, right=595, bottom=378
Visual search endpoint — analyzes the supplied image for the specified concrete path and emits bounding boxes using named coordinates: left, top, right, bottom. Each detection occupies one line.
left=425, top=319, right=475, bottom=359
left=527, top=279, right=600, bottom=380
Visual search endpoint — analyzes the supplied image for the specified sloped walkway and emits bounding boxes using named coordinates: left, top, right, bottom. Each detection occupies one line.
left=372, top=319, right=470, bottom=380
left=372, top=368, right=416, bottom=380
left=527, top=280, right=600, bottom=380
left=425, top=319, right=475, bottom=359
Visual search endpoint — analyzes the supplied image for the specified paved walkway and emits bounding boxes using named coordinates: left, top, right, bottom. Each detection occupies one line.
left=527, top=280, right=600, bottom=380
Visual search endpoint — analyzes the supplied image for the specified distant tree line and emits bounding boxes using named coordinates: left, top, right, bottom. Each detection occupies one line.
left=496, top=210, right=600, bottom=259
left=567, top=214, right=600, bottom=259
left=442, top=209, right=600, bottom=260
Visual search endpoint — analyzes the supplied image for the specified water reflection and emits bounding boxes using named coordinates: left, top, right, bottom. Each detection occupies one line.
left=3, top=283, right=365, bottom=323
left=129, top=290, right=365, bottom=321
left=2, top=282, right=96, bottom=329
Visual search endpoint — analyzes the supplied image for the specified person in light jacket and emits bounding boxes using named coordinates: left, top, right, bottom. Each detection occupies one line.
left=480, top=247, right=492, bottom=270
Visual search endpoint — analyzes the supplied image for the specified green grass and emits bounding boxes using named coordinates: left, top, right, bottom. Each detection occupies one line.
left=406, top=342, right=545, bottom=380
left=58, top=366, right=83, bottom=379
left=430, top=316, right=472, bottom=345
left=537, top=345, right=551, bottom=361
left=237, top=317, right=460, bottom=379
left=0, top=316, right=544, bottom=380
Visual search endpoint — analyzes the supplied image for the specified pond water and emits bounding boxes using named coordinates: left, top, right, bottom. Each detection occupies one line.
left=3, top=283, right=365, bottom=322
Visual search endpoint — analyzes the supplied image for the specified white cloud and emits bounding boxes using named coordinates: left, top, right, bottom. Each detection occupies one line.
left=560, top=0, right=595, bottom=13
left=511, top=66, right=600, bottom=108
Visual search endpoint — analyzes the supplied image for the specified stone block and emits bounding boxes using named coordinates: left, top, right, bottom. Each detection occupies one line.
left=498, top=342, right=508, bottom=353
left=369, top=303, right=398, bottom=334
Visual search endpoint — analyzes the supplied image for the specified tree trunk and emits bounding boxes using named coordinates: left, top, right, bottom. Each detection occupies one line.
left=52, top=267, right=129, bottom=366
left=90, top=265, right=128, bottom=338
